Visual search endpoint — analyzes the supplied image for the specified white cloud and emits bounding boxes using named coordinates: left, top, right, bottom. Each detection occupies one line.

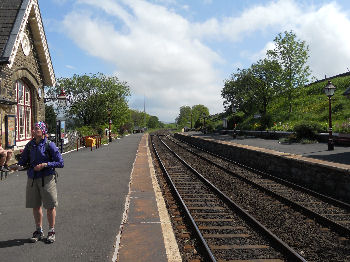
left=65, top=64, right=76, bottom=70
left=60, top=0, right=350, bottom=121
left=192, top=0, right=300, bottom=41
left=241, top=1, right=350, bottom=80
left=63, top=0, right=224, bottom=121
left=295, top=3, right=350, bottom=79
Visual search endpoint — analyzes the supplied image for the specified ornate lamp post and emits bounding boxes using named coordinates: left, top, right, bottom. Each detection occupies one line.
left=232, top=103, right=237, bottom=138
left=44, top=88, right=67, bottom=105
left=324, top=80, right=336, bottom=150
left=44, top=88, right=67, bottom=152
left=108, top=108, right=112, bottom=142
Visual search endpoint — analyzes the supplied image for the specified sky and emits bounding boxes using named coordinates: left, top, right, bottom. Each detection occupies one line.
left=38, top=0, right=350, bottom=122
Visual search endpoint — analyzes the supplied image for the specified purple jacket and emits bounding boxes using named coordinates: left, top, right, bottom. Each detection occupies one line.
left=18, top=137, right=64, bottom=179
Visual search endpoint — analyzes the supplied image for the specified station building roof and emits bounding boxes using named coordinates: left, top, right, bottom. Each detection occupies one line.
left=0, top=0, right=55, bottom=86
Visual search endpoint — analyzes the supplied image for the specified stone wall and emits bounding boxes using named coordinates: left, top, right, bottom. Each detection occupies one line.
left=0, top=23, right=45, bottom=147
left=175, top=133, right=350, bottom=203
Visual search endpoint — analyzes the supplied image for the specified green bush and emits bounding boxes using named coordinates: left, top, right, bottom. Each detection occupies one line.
left=270, top=121, right=294, bottom=131
left=293, top=121, right=324, bottom=140
left=76, top=126, right=95, bottom=136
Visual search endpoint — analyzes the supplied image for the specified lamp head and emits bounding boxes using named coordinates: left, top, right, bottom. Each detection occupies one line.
left=57, top=88, right=67, bottom=106
left=232, top=104, right=237, bottom=113
left=324, top=80, right=336, bottom=97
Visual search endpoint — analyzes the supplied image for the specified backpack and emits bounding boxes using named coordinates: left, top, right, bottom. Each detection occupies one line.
left=26, top=139, right=58, bottom=187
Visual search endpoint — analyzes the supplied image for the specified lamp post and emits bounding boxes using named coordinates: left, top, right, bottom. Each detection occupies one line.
left=44, top=88, right=67, bottom=153
left=232, top=103, right=237, bottom=138
left=108, top=108, right=112, bottom=142
left=44, top=88, right=67, bottom=105
left=324, top=80, right=336, bottom=150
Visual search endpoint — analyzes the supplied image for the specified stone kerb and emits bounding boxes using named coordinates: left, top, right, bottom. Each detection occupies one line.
left=174, top=133, right=350, bottom=202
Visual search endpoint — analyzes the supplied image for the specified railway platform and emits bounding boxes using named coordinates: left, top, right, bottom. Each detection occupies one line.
left=177, top=131, right=350, bottom=202
left=0, top=133, right=180, bottom=262
left=115, top=134, right=181, bottom=262
left=190, top=132, right=350, bottom=166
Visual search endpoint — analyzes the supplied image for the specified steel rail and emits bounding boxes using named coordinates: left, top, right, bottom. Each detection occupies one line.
left=158, top=136, right=307, bottom=262
left=174, top=135, right=350, bottom=210
left=168, top=136, right=350, bottom=238
left=151, top=137, right=217, bottom=262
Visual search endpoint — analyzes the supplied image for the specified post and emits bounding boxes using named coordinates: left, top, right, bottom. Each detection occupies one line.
left=328, top=96, right=334, bottom=150
left=109, top=119, right=112, bottom=142
left=190, top=111, right=193, bottom=130
left=108, top=109, right=112, bottom=143
left=77, top=138, right=79, bottom=151
left=60, top=138, right=63, bottom=153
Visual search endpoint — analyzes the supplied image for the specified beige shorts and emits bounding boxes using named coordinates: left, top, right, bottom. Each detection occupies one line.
left=26, top=174, right=58, bottom=209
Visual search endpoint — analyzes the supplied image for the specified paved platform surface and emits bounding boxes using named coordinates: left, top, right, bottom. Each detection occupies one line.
left=192, top=133, right=350, bottom=166
left=116, top=134, right=180, bottom=262
left=0, top=134, right=143, bottom=262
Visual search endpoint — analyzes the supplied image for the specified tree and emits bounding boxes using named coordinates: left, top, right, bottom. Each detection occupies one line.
left=130, top=109, right=146, bottom=128
left=191, top=105, right=209, bottom=127
left=250, top=58, right=282, bottom=116
left=267, top=30, right=311, bottom=116
left=176, top=105, right=209, bottom=128
left=176, top=106, right=192, bottom=127
left=46, top=73, right=130, bottom=129
left=222, top=68, right=258, bottom=115
left=45, top=104, right=57, bottom=134
left=221, top=59, right=282, bottom=129
left=147, top=116, right=160, bottom=129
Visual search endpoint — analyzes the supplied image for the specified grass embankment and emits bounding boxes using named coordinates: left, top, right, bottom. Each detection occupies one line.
left=248, top=75, right=350, bottom=133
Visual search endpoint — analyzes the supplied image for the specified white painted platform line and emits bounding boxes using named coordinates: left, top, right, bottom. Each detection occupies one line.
left=111, top=149, right=137, bottom=262
left=146, top=134, right=182, bottom=262
left=61, top=146, right=84, bottom=155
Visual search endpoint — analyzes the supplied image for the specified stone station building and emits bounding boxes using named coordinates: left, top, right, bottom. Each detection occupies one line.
left=0, top=0, right=55, bottom=152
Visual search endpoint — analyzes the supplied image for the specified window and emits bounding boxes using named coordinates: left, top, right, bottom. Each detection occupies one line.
left=16, top=81, right=32, bottom=141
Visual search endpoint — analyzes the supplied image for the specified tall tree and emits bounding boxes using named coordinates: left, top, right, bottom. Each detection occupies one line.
left=176, top=106, right=192, bottom=127
left=46, top=73, right=130, bottom=129
left=176, top=105, right=209, bottom=128
left=147, top=116, right=160, bottom=129
left=222, top=68, right=257, bottom=115
left=267, top=30, right=311, bottom=116
left=250, top=58, right=282, bottom=116
left=130, top=109, right=145, bottom=128
left=221, top=59, right=281, bottom=128
left=191, top=104, right=209, bottom=127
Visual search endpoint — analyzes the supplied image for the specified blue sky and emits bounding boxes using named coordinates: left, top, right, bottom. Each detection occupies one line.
left=38, top=0, right=350, bottom=122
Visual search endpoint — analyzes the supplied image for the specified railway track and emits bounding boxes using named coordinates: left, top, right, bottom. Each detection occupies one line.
left=151, top=134, right=306, bottom=261
left=169, top=135, right=350, bottom=235
left=151, top=133, right=350, bottom=261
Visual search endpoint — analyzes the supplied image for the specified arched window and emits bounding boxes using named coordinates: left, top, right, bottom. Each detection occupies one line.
left=16, top=80, right=32, bottom=141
